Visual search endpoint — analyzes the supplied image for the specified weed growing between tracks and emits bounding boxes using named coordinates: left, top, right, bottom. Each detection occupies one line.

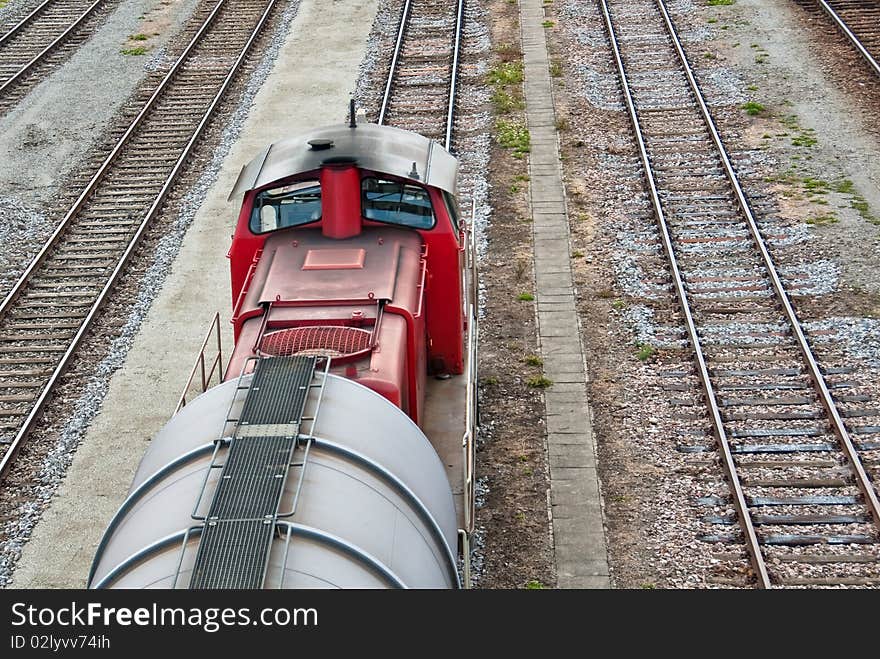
left=474, top=0, right=555, bottom=589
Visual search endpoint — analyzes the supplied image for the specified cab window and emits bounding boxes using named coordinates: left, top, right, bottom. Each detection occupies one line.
left=442, top=190, right=461, bottom=233
left=250, top=180, right=321, bottom=234
left=361, top=177, right=435, bottom=230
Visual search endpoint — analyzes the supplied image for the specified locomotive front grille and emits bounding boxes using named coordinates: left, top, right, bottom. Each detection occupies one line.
left=259, top=326, right=372, bottom=359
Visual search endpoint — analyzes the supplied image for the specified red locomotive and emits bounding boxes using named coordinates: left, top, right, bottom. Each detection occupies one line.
left=226, top=121, right=469, bottom=425
left=89, top=118, right=478, bottom=589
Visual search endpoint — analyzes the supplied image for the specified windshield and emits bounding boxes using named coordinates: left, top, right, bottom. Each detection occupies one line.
left=250, top=180, right=321, bottom=233
left=362, top=177, right=435, bottom=229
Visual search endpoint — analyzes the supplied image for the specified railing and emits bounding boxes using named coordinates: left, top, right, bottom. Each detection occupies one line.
left=459, top=199, right=479, bottom=588
left=175, top=312, right=224, bottom=413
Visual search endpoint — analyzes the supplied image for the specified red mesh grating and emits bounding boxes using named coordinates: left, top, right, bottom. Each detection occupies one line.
left=259, top=326, right=373, bottom=358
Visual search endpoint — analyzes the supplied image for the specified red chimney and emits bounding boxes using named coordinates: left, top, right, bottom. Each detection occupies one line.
left=320, top=164, right=362, bottom=239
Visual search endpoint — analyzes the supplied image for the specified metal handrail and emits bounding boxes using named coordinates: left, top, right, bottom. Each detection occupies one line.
left=279, top=358, right=331, bottom=518
left=190, top=354, right=260, bottom=521
left=0, top=0, right=281, bottom=483
left=599, top=0, right=771, bottom=587
left=461, top=302, right=477, bottom=534
left=175, top=312, right=224, bottom=413
left=0, top=0, right=106, bottom=97
left=461, top=202, right=479, bottom=533
left=816, top=0, right=880, bottom=78
left=456, top=199, right=479, bottom=586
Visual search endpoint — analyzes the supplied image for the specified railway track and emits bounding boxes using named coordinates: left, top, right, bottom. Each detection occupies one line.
left=813, top=0, right=880, bottom=78
left=601, top=0, right=880, bottom=587
left=0, top=0, right=282, bottom=481
left=0, top=0, right=116, bottom=114
left=377, top=0, right=464, bottom=149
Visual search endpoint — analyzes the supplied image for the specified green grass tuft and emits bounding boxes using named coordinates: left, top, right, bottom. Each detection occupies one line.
left=517, top=292, right=535, bottom=301
left=802, top=177, right=830, bottom=193
left=491, top=88, right=524, bottom=114
left=792, top=132, right=817, bottom=147
left=121, top=46, right=148, bottom=56
left=741, top=101, right=765, bottom=116
left=805, top=213, right=838, bottom=225
left=487, top=61, right=524, bottom=86
left=834, top=179, right=855, bottom=194
left=527, top=376, right=553, bottom=389
left=495, top=119, right=531, bottom=156
left=851, top=196, right=879, bottom=224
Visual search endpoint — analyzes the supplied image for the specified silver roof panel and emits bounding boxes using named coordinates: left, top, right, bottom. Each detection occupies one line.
left=228, top=123, right=458, bottom=200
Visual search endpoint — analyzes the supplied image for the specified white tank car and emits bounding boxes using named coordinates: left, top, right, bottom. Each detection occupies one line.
left=89, top=372, right=460, bottom=589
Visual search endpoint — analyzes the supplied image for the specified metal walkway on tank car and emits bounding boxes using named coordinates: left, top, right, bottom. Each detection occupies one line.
left=183, top=354, right=328, bottom=589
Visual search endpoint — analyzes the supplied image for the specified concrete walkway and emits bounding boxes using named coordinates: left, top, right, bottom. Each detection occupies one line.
left=520, top=0, right=610, bottom=588
left=10, top=0, right=379, bottom=588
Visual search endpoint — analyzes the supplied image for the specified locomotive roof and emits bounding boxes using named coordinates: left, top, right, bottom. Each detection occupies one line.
left=228, top=122, right=459, bottom=199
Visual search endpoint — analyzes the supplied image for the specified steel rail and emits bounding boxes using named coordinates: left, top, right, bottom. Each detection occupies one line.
left=816, top=0, right=880, bottom=78
left=0, top=0, right=55, bottom=47
left=598, top=0, right=772, bottom=587
left=0, top=0, right=225, bottom=321
left=377, top=0, right=412, bottom=125
left=444, top=0, right=465, bottom=151
left=0, top=0, right=280, bottom=482
left=377, top=0, right=465, bottom=151
left=0, top=0, right=106, bottom=97
left=655, top=0, right=880, bottom=533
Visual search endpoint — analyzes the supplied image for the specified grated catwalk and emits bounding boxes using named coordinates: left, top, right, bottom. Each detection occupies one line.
left=189, top=355, right=315, bottom=589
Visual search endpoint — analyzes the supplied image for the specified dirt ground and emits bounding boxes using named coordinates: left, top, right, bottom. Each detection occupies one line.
left=473, top=0, right=555, bottom=589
